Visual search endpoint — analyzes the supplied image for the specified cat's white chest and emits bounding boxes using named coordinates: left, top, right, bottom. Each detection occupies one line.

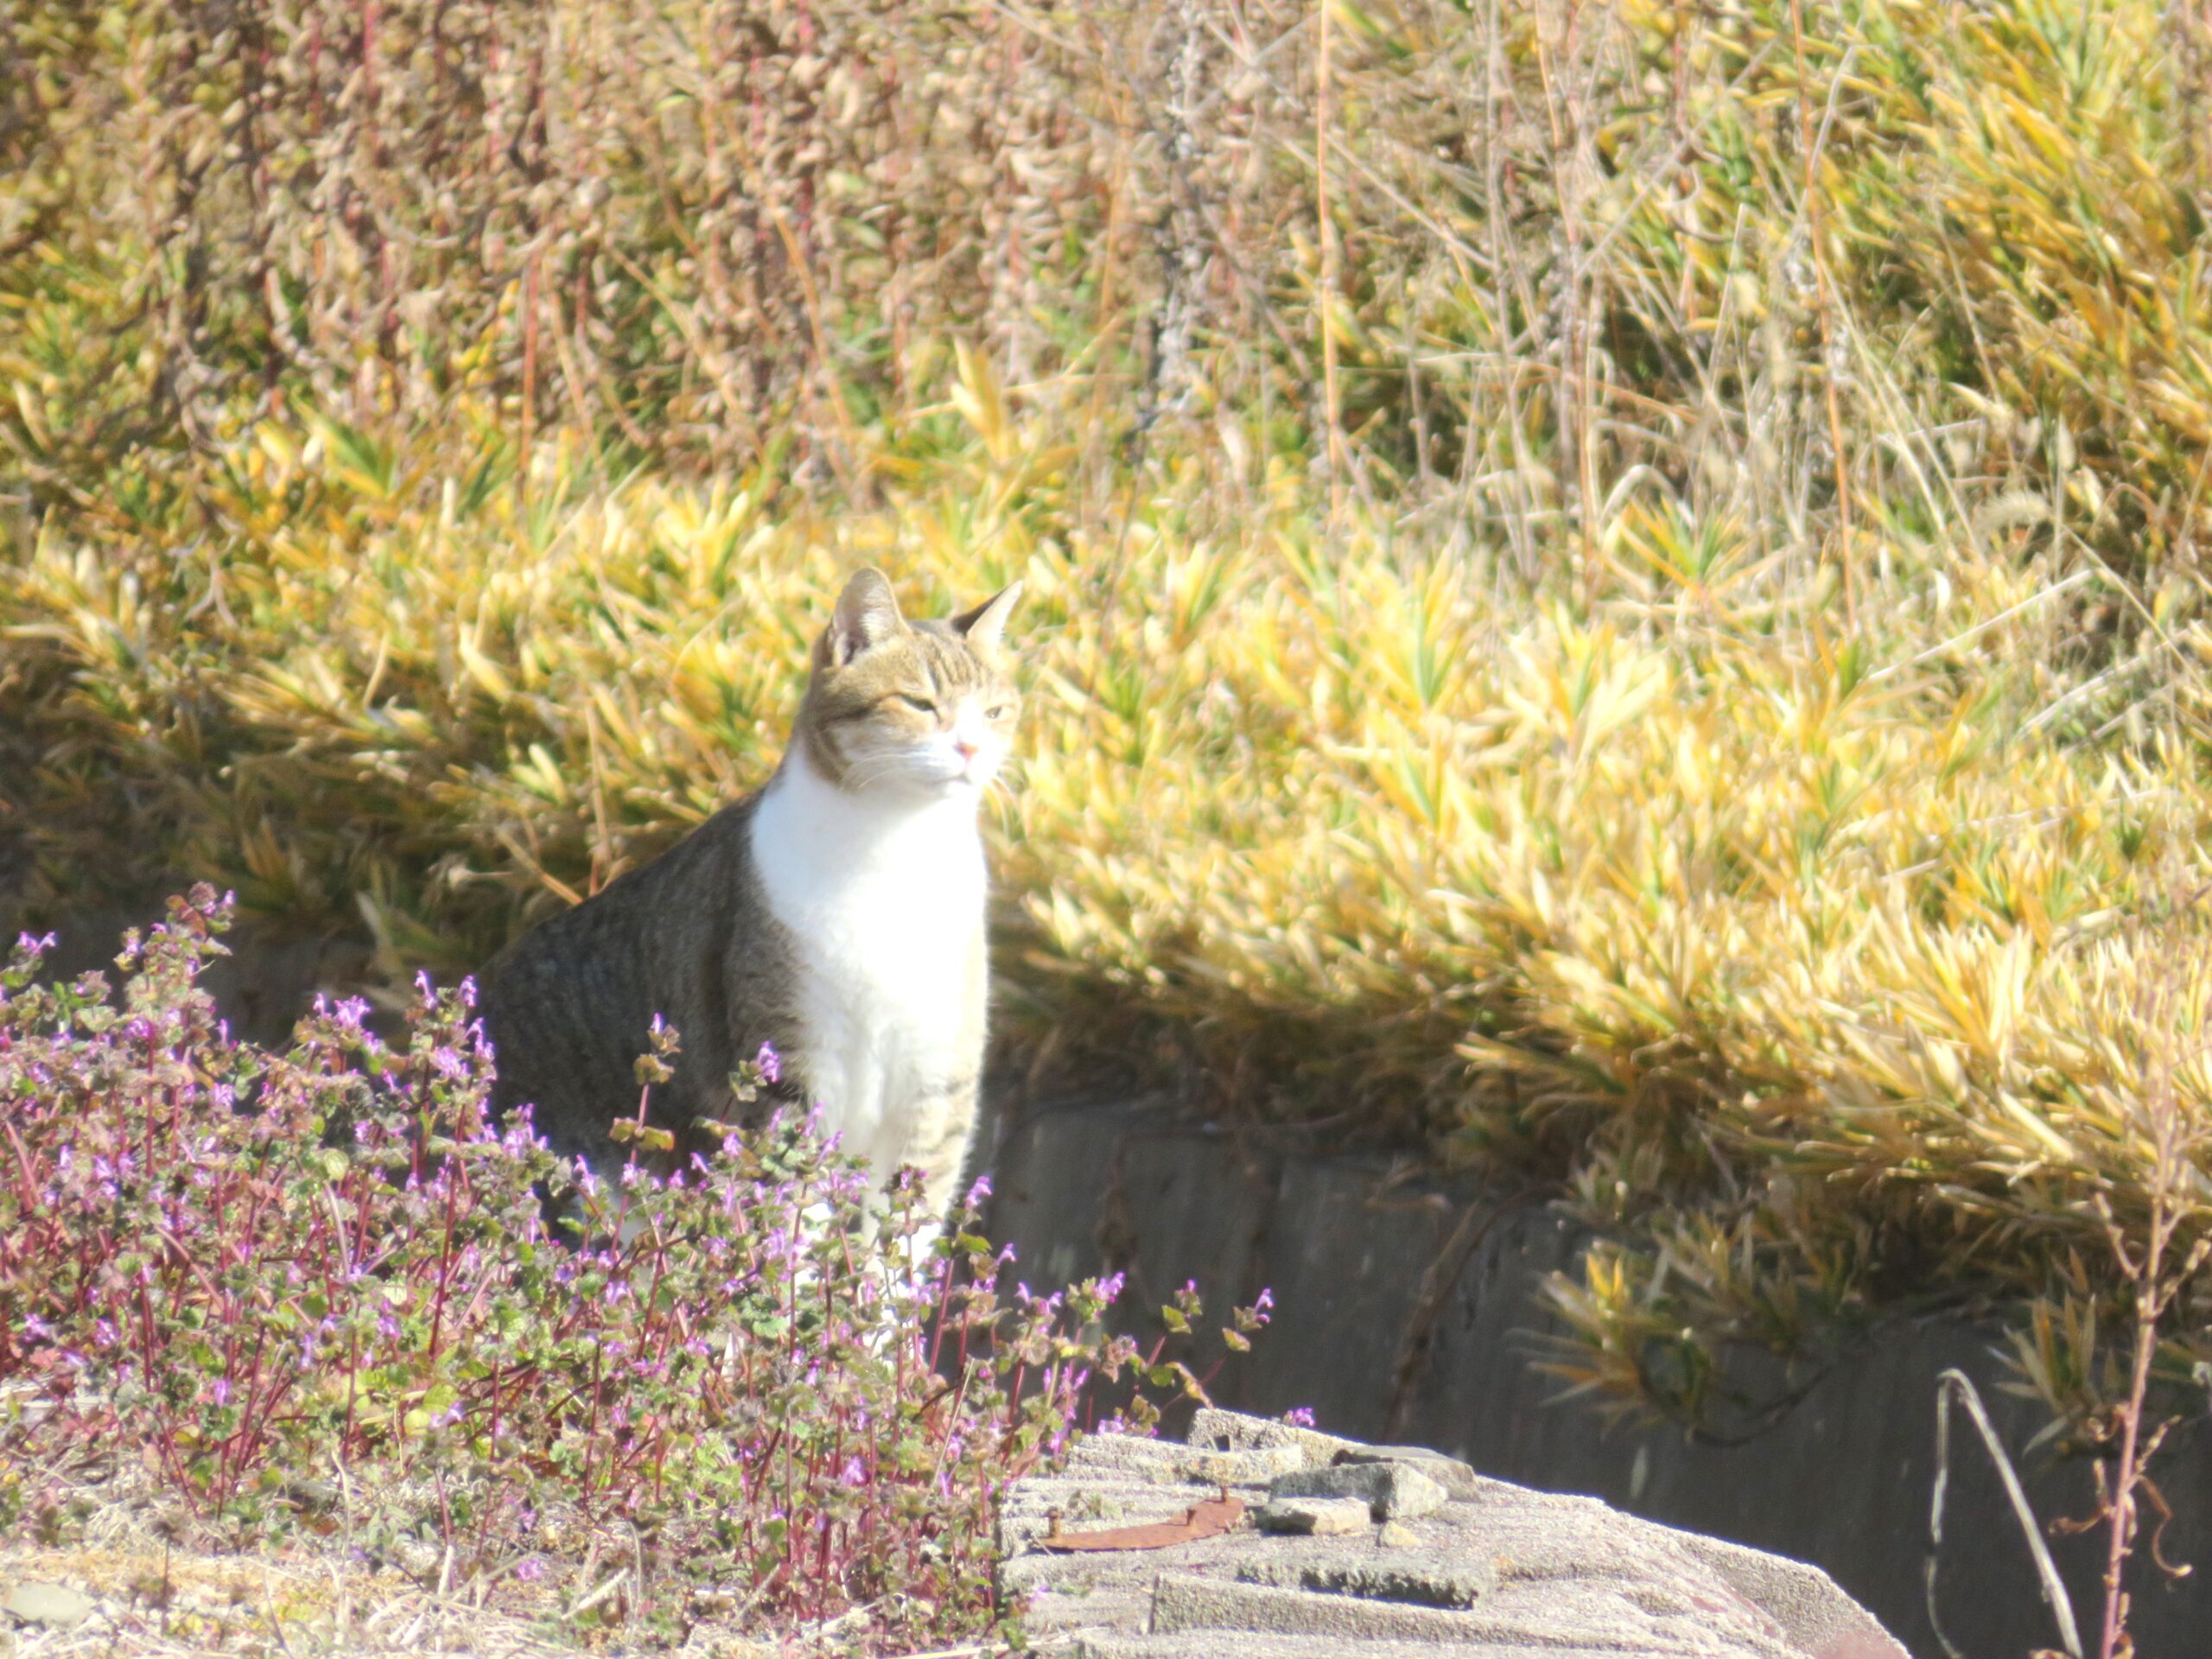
left=747, top=751, right=986, bottom=1178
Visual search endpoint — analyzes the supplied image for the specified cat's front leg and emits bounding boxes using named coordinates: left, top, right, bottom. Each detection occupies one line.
left=894, top=1075, right=982, bottom=1255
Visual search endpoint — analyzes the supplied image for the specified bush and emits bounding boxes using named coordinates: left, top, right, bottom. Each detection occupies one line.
left=0, top=887, right=1262, bottom=1651
left=6, top=391, right=2212, bottom=1452
left=8, top=0, right=2212, bottom=1466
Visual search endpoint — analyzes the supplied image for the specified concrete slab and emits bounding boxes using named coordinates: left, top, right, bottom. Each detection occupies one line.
left=1001, top=1409, right=1906, bottom=1659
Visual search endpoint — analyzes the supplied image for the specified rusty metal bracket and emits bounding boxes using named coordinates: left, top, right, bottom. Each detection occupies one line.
left=1035, top=1489, right=1246, bottom=1554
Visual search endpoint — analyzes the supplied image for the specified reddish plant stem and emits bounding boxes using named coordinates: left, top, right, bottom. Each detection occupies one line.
left=2097, top=1308, right=2158, bottom=1659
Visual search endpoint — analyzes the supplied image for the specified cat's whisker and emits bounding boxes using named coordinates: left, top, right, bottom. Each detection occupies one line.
left=841, top=757, right=914, bottom=796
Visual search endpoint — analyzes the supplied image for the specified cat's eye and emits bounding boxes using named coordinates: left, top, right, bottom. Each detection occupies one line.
left=896, top=693, right=938, bottom=715
left=986, top=704, right=1012, bottom=720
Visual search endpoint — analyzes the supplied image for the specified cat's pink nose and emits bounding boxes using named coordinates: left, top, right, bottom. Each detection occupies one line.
left=953, top=738, right=979, bottom=762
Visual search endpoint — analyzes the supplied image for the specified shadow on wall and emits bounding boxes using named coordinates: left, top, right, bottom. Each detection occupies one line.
left=983, top=1095, right=2209, bottom=1659
left=3, top=901, right=385, bottom=1050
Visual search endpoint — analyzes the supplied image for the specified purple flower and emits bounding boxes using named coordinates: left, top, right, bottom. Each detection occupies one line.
left=1015, top=1283, right=1063, bottom=1319
left=502, top=1109, right=546, bottom=1157
left=513, top=1557, right=547, bottom=1584
left=754, top=1042, right=781, bottom=1084
left=211, top=1377, right=232, bottom=1407
left=838, top=1454, right=868, bottom=1488
left=1282, top=1406, right=1317, bottom=1428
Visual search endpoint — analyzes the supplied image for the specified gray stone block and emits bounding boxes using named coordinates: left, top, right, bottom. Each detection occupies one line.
left=1331, top=1444, right=1485, bottom=1502
left=1254, top=1497, right=1373, bottom=1536
left=1270, top=1459, right=1448, bottom=1520
left=1187, top=1407, right=1344, bottom=1467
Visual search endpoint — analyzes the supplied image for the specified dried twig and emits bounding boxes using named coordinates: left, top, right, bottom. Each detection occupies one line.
left=1925, top=1369, right=2082, bottom=1659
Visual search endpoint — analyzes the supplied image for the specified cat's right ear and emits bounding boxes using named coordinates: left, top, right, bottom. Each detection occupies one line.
left=951, top=582, right=1023, bottom=651
left=825, top=569, right=905, bottom=665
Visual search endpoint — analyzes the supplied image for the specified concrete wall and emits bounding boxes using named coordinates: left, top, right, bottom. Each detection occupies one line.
left=985, top=1096, right=2212, bottom=1659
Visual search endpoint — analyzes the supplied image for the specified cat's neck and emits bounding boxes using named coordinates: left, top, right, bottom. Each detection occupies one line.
left=751, top=737, right=984, bottom=894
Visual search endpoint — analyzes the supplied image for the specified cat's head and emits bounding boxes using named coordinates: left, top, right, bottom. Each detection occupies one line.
left=795, top=569, right=1024, bottom=799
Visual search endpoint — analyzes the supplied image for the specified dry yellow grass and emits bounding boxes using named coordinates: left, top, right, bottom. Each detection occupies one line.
left=9, top=0, right=2212, bottom=1443
left=7, top=373, right=2211, bottom=1432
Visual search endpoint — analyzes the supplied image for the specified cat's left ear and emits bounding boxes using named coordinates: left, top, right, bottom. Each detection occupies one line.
left=951, top=582, right=1023, bottom=651
left=828, top=568, right=906, bottom=665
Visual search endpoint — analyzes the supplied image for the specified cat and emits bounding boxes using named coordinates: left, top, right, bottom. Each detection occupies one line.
left=477, top=568, right=1023, bottom=1229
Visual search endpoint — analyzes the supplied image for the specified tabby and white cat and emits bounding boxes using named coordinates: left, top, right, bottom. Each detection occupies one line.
left=479, top=569, right=1023, bottom=1223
